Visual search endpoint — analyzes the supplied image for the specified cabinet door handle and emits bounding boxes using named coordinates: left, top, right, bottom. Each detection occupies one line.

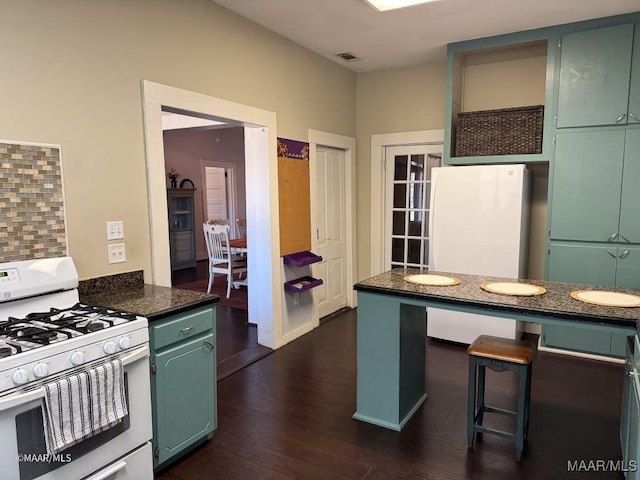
left=620, top=234, right=631, bottom=243
left=629, top=113, right=639, bottom=123
left=616, top=113, right=627, bottom=123
left=619, top=250, right=630, bottom=259
left=607, top=249, right=617, bottom=258
left=180, top=325, right=195, bottom=334
left=203, top=341, right=214, bottom=350
left=607, top=232, right=618, bottom=242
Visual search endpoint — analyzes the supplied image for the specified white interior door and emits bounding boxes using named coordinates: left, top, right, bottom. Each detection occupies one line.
left=384, top=145, right=442, bottom=270
left=313, top=146, right=347, bottom=318
left=204, top=166, right=227, bottom=221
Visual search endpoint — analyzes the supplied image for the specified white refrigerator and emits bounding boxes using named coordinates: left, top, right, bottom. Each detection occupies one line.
left=427, top=164, right=531, bottom=343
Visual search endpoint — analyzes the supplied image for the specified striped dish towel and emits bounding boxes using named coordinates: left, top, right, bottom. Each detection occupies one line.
left=42, top=359, right=128, bottom=454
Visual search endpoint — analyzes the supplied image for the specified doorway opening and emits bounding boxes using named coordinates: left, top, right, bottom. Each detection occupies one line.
left=142, top=80, right=281, bottom=352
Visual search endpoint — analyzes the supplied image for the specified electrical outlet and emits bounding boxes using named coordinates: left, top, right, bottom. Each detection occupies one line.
left=106, top=221, right=124, bottom=240
left=107, top=243, right=126, bottom=264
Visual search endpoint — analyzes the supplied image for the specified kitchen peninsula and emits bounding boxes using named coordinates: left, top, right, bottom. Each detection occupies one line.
left=353, top=269, right=640, bottom=432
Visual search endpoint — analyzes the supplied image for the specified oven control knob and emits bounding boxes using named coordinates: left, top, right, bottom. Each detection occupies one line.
left=103, top=341, right=116, bottom=355
left=32, top=363, right=49, bottom=378
left=12, top=369, right=29, bottom=385
left=118, top=336, right=131, bottom=350
left=70, top=351, right=85, bottom=366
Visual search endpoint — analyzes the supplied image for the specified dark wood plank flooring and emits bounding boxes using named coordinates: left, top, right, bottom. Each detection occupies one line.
left=156, top=309, right=626, bottom=479
left=173, top=261, right=270, bottom=379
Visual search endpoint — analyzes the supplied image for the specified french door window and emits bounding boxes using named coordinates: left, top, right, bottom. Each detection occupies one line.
left=385, top=146, right=442, bottom=270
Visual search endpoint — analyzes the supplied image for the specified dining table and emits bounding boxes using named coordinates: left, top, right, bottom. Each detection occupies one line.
left=229, top=238, right=248, bottom=288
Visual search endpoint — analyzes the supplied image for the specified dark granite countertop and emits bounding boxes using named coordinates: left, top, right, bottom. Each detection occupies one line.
left=81, top=284, right=219, bottom=322
left=354, top=269, right=640, bottom=329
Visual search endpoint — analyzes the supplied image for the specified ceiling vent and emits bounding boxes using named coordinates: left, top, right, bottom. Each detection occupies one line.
left=334, top=51, right=361, bottom=62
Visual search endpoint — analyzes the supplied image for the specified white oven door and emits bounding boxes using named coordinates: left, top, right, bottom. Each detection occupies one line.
left=0, top=345, right=152, bottom=480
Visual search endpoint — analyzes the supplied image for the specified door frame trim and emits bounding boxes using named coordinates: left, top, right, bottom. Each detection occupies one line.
left=308, top=129, right=357, bottom=309
left=141, top=80, right=281, bottom=349
left=370, top=129, right=444, bottom=276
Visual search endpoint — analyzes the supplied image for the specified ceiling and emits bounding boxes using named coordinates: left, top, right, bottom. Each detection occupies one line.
left=211, top=0, right=638, bottom=72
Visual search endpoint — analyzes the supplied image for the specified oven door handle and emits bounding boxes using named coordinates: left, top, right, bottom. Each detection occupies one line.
left=0, top=344, right=149, bottom=413
left=84, top=460, right=127, bottom=480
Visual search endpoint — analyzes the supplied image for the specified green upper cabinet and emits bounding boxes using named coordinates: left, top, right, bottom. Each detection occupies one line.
left=549, top=129, right=626, bottom=242
left=630, top=24, right=640, bottom=125
left=557, top=23, right=637, bottom=128
left=547, top=243, right=617, bottom=287
left=616, top=246, right=640, bottom=289
left=620, top=129, right=640, bottom=244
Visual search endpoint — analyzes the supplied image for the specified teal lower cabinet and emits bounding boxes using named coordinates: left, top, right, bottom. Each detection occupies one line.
left=621, top=336, right=640, bottom=478
left=149, top=305, right=217, bottom=470
left=542, top=324, right=627, bottom=358
left=542, top=244, right=640, bottom=358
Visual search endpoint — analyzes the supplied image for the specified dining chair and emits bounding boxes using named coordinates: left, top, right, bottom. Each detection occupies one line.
left=203, top=223, right=247, bottom=298
left=236, top=218, right=247, bottom=239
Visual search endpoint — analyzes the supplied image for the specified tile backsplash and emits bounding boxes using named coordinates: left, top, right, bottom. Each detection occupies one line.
left=0, top=141, right=66, bottom=262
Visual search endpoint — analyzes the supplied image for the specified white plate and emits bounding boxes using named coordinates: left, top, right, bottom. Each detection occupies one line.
left=571, top=290, right=640, bottom=308
left=404, top=274, right=460, bottom=286
left=480, top=282, right=546, bottom=296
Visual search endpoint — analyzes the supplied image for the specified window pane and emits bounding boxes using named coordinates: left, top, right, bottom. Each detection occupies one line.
left=410, top=155, right=425, bottom=181
left=407, top=239, right=421, bottom=264
left=408, top=212, right=422, bottom=236
left=393, top=184, right=406, bottom=209
left=392, top=211, right=406, bottom=236
left=408, top=182, right=423, bottom=210
left=391, top=238, right=404, bottom=263
left=393, top=156, right=408, bottom=181
left=426, top=154, right=442, bottom=179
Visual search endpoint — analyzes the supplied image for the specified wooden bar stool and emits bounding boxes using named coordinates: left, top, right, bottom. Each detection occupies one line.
left=467, top=335, right=536, bottom=461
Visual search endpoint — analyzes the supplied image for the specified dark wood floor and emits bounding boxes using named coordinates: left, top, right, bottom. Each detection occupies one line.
left=172, top=262, right=270, bottom=379
left=156, top=308, right=626, bottom=479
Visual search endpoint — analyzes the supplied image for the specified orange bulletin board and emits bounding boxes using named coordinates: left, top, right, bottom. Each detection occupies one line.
left=277, top=138, right=311, bottom=256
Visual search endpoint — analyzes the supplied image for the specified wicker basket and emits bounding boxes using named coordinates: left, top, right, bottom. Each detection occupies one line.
left=454, top=105, right=544, bottom=157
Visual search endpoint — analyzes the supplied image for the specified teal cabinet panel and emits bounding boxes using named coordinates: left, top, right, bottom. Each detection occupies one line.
left=611, top=333, right=629, bottom=359
left=629, top=23, right=640, bottom=125
left=547, top=243, right=616, bottom=287
left=544, top=244, right=622, bottom=357
left=153, top=333, right=216, bottom=467
left=620, top=129, right=640, bottom=244
left=557, top=24, right=634, bottom=128
left=616, top=247, right=640, bottom=289
left=543, top=324, right=613, bottom=356
left=550, top=130, right=626, bottom=242
left=622, top=337, right=640, bottom=478
left=149, top=305, right=217, bottom=470
left=151, top=307, right=214, bottom=350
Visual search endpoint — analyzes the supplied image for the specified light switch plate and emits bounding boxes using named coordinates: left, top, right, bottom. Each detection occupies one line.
left=106, top=221, right=124, bottom=240
left=108, top=243, right=126, bottom=264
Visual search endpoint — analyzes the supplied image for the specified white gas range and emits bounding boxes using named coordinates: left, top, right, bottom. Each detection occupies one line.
left=0, top=257, right=153, bottom=480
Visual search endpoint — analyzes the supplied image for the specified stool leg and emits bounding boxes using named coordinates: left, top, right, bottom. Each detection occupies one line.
left=477, top=365, right=486, bottom=427
left=515, top=364, right=527, bottom=461
left=467, top=357, right=477, bottom=448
